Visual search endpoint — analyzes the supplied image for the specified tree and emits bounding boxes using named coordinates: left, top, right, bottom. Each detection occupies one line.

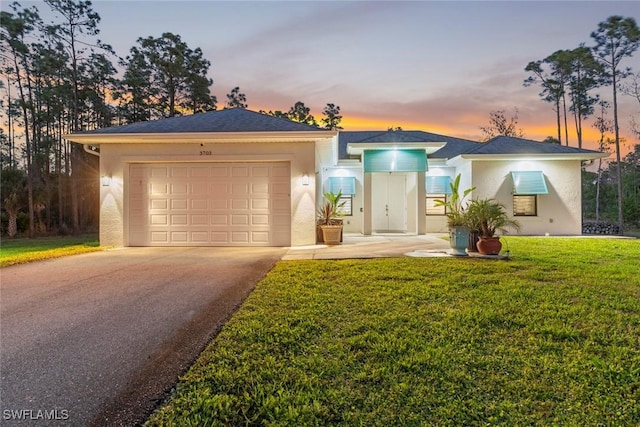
left=524, top=58, right=565, bottom=144
left=1, top=167, right=27, bottom=237
left=321, top=103, right=342, bottom=130
left=566, top=46, right=602, bottom=148
left=591, top=15, right=640, bottom=234
left=1, top=4, right=42, bottom=237
left=480, top=108, right=524, bottom=141
left=124, top=32, right=216, bottom=119
left=225, top=86, right=247, bottom=109
left=45, top=0, right=111, bottom=234
left=114, top=46, right=153, bottom=124
left=592, top=101, right=613, bottom=222
left=622, top=72, right=640, bottom=139
left=287, top=101, right=317, bottom=126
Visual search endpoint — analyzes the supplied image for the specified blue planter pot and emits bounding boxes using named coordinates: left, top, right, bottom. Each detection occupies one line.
left=449, top=226, right=470, bottom=256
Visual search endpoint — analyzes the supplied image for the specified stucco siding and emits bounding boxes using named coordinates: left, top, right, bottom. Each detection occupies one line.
left=471, top=160, right=584, bottom=235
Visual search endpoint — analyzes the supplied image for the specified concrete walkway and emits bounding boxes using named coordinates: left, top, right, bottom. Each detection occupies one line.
left=282, top=233, right=452, bottom=260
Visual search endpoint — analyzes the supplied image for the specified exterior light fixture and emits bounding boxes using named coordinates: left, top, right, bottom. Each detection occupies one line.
left=101, top=175, right=112, bottom=187
left=302, top=174, right=310, bottom=186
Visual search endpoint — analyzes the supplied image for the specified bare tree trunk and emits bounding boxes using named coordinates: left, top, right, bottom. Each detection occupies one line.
left=596, top=158, right=602, bottom=222
left=555, top=101, right=562, bottom=144
left=562, top=93, right=570, bottom=146
left=612, top=63, right=624, bottom=235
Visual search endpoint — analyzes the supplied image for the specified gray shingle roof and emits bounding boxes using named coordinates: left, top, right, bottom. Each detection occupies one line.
left=338, top=130, right=478, bottom=159
left=77, top=108, right=324, bottom=134
left=468, top=136, right=603, bottom=156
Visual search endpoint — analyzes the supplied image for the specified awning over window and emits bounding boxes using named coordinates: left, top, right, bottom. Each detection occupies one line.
left=328, top=177, right=356, bottom=195
left=426, top=176, right=452, bottom=194
left=363, top=149, right=427, bottom=173
left=511, top=171, right=548, bottom=194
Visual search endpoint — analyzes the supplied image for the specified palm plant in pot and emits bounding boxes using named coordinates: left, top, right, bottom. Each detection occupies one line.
left=465, top=198, right=521, bottom=255
left=317, top=191, right=345, bottom=245
left=434, top=174, right=475, bottom=256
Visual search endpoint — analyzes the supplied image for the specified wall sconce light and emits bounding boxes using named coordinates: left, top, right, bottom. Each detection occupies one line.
left=101, top=175, right=112, bottom=187
left=302, top=174, right=310, bottom=186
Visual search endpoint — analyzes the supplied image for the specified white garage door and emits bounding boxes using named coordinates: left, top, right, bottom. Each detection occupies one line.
left=128, top=162, right=291, bottom=246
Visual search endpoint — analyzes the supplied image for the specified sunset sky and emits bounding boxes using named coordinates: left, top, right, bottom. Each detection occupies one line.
left=27, top=0, right=640, bottom=154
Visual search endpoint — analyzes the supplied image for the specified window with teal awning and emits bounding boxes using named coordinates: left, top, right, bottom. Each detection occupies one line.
left=511, top=171, right=548, bottom=194
left=363, top=149, right=427, bottom=173
left=328, top=177, right=356, bottom=195
left=426, top=176, right=452, bottom=194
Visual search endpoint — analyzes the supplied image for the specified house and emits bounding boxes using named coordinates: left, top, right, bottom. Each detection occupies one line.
left=65, top=108, right=607, bottom=247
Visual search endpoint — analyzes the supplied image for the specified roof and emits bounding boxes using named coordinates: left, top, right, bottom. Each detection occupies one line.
left=338, top=130, right=478, bottom=159
left=465, top=136, right=605, bottom=157
left=75, top=108, right=325, bottom=135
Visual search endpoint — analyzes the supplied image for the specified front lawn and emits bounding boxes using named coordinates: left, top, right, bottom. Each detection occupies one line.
left=147, top=237, right=640, bottom=426
left=0, top=235, right=102, bottom=267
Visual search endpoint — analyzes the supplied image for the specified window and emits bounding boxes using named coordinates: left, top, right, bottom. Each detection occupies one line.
left=513, top=195, right=537, bottom=216
left=511, top=171, right=546, bottom=217
left=338, top=195, right=353, bottom=216
left=426, top=194, right=447, bottom=215
left=426, top=176, right=451, bottom=216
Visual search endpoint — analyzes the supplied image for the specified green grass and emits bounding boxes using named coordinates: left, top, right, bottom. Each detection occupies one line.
left=146, top=237, right=640, bottom=426
left=0, top=235, right=103, bottom=267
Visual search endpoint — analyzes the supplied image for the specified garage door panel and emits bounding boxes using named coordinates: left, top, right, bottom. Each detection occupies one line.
left=252, top=231, right=269, bottom=243
left=210, top=215, right=228, bottom=225
left=129, top=162, right=290, bottom=246
left=191, top=199, right=208, bottom=210
left=151, top=231, right=168, bottom=243
left=190, top=231, right=209, bottom=242
left=252, top=214, right=269, bottom=225
left=171, top=199, right=187, bottom=210
left=210, top=231, right=229, bottom=243
left=231, top=215, right=249, bottom=225
left=231, top=199, right=249, bottom=209
left=231, top=166, right=249, bottom=177
left=190, top=167, right=210, bottom=178
left=151, top=199, right=168, bottom=210
left=191, top=215, right=208, bottom=225
left=150, top=183, right=168, bottom=195
left=231, top=231, right=249, bottom=243
left=252, top=199, right=269, bottom=210
left=170, top=215, right=188, bottom=225
left=171, top=231, right=188, bottom=242
left=151, top=167, right=167, bottom=178
left=252, top=166, right=269, bottom=177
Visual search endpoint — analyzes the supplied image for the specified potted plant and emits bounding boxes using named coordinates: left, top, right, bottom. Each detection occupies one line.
left=317, top=191, right=345, bottom=245
left=434, top=174, right=475, bottom=256
left=466, top=198, right=521, bottom=255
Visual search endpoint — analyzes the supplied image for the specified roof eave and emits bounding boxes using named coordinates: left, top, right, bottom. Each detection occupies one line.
left=347, top=142, right=446, bottom=156
left=460, top=153, right=609, bottom=161
left=63, top=130, right=338, bottom=144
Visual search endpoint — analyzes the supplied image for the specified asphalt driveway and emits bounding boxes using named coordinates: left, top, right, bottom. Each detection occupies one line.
left=0, top=246, right=285, bottom=426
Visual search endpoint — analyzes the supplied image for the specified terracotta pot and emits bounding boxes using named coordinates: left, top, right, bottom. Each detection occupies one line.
left=317, top=219, right=343, bottom=243
left=321, top=225, right=343, bottom=245
left=477, top=236, right=502, bottom=255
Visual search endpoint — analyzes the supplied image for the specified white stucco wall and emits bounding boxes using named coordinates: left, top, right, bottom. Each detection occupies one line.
left=99, top=140, right=317, bottom=247
left=471, top=159, right=584, bottom=235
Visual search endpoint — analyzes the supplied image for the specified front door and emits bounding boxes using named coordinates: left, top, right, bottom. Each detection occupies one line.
left=372, top=173, right=407, bottom=232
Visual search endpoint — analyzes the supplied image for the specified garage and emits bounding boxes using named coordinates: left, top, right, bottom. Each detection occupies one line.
left=128, top=162, right=291, bottom=246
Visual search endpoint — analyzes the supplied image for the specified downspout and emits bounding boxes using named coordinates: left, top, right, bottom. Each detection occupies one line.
left=83, top=144, right=100, bottom=156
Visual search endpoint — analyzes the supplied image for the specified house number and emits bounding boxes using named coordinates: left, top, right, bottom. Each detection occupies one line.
left=200, top=150, right=212, bottom=156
